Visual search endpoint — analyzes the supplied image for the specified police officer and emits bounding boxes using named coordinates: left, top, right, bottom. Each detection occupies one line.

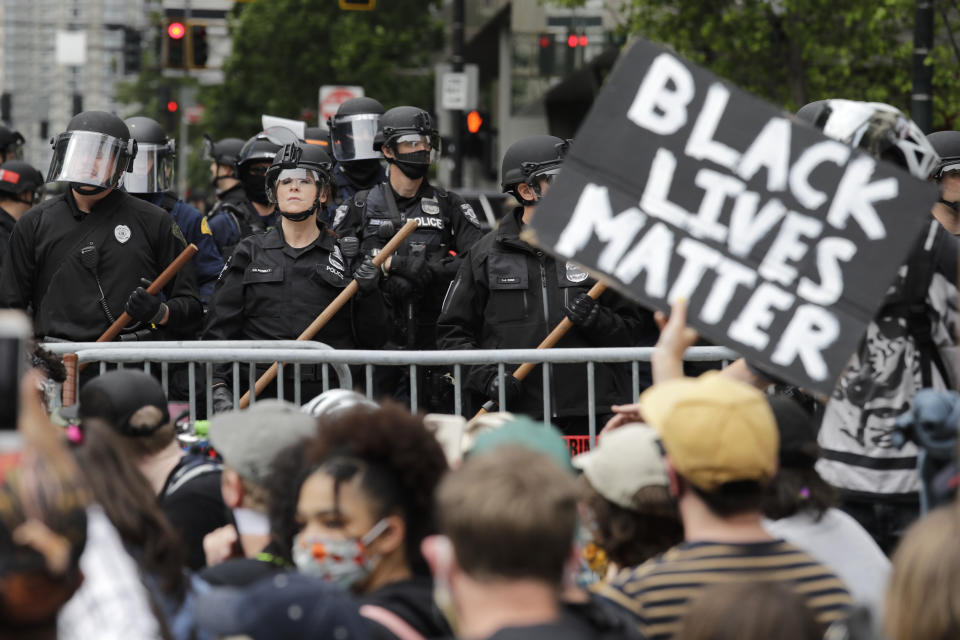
left=235, top=129, right=294, bottom=234
left=0, top=159, right=43, bottom=265
left=203, top=134, right=248, bottom=257
left=125, top=116, right=224, bottom=307
left=205, top=142, right=388, bottom=410
left=437, top=135, right=653, bottom=433
left=327, top=97, right=387, bottom=207
left=928, top=130, right=960, bottom=235
left=333, top=106, right=483, bottom=409
left=0, top=110, right=202, bottom=342
left=0, top=125, right=25, bottom=163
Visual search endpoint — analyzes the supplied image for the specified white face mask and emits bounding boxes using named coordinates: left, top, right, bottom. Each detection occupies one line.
left=233, top=508, right=270, bottom=537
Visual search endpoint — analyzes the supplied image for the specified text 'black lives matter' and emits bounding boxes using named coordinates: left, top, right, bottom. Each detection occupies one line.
left=528, top=39, right=938, bottom=395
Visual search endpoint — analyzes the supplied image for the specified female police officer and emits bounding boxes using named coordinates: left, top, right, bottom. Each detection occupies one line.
left=205, top=142, right=387, bottom=411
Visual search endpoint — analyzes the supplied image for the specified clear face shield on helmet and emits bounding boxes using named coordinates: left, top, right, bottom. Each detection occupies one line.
left=124, top=142, right=175, bottom=194
left=267, top=168, right=322, bottom=204
left=331, top=114, right=382, bottom=162
left=46, top=130, right=136, bottom=189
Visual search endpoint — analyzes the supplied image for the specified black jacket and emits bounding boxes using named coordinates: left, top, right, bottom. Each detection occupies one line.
left=437, top=208, right=655, bottom=419
left=0, top=188, right=202, bottom=340
left=203, top=223, right=389, bottom=385
left=332, top=180, right=483, bottom=349
left=0, top=205, right=15, bottom=269
left=361, top=576, right=451, bottom=640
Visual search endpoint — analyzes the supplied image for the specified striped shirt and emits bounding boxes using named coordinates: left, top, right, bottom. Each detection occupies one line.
left=592, top=540, right=853, bottom=640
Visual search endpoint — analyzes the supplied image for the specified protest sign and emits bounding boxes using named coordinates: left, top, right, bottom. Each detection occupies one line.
left=527, top=39, right=939, bottom=395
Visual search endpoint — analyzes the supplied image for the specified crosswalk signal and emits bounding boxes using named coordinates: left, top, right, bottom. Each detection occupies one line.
left=339, top=0, right=375, bottom=9
left=165, top=21, right=186, bottom=69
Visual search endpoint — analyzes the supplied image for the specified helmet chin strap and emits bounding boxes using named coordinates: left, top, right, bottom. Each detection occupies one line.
left=279, top=199, right=320, bottom=222
left=71, top=182, right=108, bottom=196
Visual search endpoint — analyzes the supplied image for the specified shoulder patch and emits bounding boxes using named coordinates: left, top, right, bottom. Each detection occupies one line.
left=460, top=203, right=481, bottom=229
left=200, top=217, right=212, bottom=235
left=170, top=220, right=188, bottom=247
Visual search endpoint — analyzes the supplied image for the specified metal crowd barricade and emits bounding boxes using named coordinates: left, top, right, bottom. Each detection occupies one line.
left=42, top=341, right=739, bottom=447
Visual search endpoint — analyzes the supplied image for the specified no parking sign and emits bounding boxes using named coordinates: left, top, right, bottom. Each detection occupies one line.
left=318, top=85, right=365, bottom=125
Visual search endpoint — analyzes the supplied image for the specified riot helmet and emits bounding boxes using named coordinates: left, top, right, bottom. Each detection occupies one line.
left=123, top=116, right=175, bottom=194
left=0, top=126, right=25, bottom=161
left=237, top=127, right=298, bottom=205
left=927, top=131, right=960, bottom=180
left=0, top=160, right=44, bottom=205
left=795, top=100, right=829, bottom=127
left=375, top=106, right=439, bottom=180
left=304, top=127, right=330, bottom=149
left=500, top=135, right=569, bottom=203
left=203, top=135, right=245, bottom=168
left=811, top=100, right=938, bottom=179
left=265, top=142, right=333, bottom=222
left=47, top=111, right=137, bottom=194
left=328, top=97, right=384, bottom=163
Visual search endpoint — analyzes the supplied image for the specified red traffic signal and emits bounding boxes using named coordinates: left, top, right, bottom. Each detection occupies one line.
left=166, top=101, right=179, bottom=113
left=567, top=33, right=578, bottom=48
left=578, top=34, right=589, bottom=47
left=168, top=22, right=186, bottom=39
left=539, top=35, right=551, bottom=48
left=567, top=33, right=589, bottom=48
left=466, top=110, right=483, bottom=134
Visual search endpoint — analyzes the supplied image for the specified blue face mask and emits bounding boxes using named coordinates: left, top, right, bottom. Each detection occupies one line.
left=292, top=518, right=389, bottom=589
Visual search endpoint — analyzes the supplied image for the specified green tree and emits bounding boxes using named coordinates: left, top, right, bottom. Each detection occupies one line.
left=551, top=0, right=960, bottom=128
left=200, top=0, right=443, bottom=139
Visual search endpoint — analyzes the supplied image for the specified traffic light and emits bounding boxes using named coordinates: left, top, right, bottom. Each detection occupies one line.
left=538, top=33, right=555, bottom=76
left=165, top=21, right=186, bottom=69
left=123, top=27, right=142, bottom=75
left=463, top=110, right=490, bottom=159
left=339, top=0, right=375, bottom=9
left=190, top=23, right=208, bottom=68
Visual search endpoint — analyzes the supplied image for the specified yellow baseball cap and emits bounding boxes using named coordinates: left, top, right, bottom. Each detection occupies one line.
left=638, top=372, right=779, bottom=491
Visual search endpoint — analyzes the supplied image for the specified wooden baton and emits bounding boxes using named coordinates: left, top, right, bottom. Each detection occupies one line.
left=74, top=243, right=199, bottom=373
left=473, top=281, right=608, bottom=419
left=239, top=219, right=420, bottom=409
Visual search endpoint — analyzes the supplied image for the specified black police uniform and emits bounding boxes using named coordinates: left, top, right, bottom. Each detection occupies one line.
left=0, top=204, right=15, bottom=267
left=0, top=188, right=203, bottom=341
left=203, top=223, right=390, bottom=398
left=437, top=207, right=655, bottom=429
left=333, top=179, right=483, bottom=349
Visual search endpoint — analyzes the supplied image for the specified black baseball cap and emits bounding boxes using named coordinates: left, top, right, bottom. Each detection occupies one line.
left=61, top=370, right=170, bottom=436
left=767, top=396, right=819, bottom=469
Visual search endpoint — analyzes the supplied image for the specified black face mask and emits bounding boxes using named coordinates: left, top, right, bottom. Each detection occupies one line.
left=392, top=150, right=431, bottom=180
left=341, top=159, right=382, bottom=188
left=241, top=172, right=269, bottom=205
left=70, top=183, right=108, bottom=196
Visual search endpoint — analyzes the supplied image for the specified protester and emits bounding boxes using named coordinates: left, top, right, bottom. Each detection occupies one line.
left=200, top=400, right=318, bottom=586
left=884, top=506, right=960, bottom=640
left=0, top=371, right=89, bottom=637
left=674, top=581, right=822, bottom=640
left=286, top=403, right=451, bottom=639
left=70, top=420, right=206, bottom=640
left=762, top=395, right=890, bottom=620
left=594, top=373, right=852, bottom=639
left=573, top=424, right=683, bottom=578
left=63, top=370, right=228, bottom=570
left=427, top=445, right=638, bottom=640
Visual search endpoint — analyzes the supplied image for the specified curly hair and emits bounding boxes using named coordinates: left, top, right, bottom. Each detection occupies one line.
left=301, top=402, right=449, bottom=576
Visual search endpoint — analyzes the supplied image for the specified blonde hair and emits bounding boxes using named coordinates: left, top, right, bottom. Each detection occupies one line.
left=885, top=506, right=960, bottom=640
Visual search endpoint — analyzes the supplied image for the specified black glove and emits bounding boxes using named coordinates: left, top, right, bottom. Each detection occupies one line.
left=125, top=278, right=167, bottom=326
left=390, top=255, right=433, bottom=290
left=485, top=372, right=524, bottom=408
left=565, top=292, right=600, bottom=327
left=354, top=258, right=380, bottom=295
left=211, top=385, right=234, bottom=414
left=383, top=273, right=415, bottom=300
